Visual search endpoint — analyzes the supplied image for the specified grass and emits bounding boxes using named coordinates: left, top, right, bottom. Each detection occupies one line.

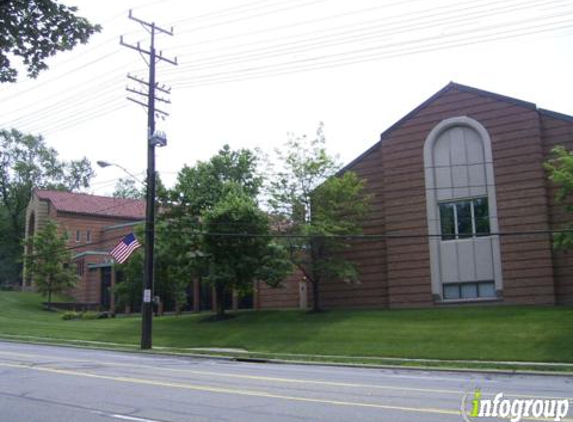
left=1, top=291, right=572, bottom=367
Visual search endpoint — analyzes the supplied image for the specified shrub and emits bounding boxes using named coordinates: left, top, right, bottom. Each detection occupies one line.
left=80, top=311, right=99, bottom=320
left=61, top=311, right=82, bottom=320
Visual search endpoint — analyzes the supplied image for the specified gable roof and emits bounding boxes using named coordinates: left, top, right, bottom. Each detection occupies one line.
left=35, top=189, right=145, bottom=220
left=340, top=82, right=573, bottom=174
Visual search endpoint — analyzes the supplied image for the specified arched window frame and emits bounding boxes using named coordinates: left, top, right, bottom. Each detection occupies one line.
left=423, top=116, right=503, bottom=301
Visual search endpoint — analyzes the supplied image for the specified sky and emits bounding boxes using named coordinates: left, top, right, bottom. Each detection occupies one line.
left=1, top=0, right=572, bottom=195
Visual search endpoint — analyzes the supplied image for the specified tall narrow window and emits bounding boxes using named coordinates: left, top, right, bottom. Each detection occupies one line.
left=424, top=117, right=503, bottom=302
left=86, top=230, right=92, bottom=243
left=75, top=230, right=81, bottom=243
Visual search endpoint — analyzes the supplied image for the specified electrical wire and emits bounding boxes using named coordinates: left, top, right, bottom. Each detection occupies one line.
left=171, top=15, right=573, bottom=87
left=3, top=1, right=571, bottom=138
left=171, top=0, right=569, bottom=75
left=168, top=0, right=557, bottom=62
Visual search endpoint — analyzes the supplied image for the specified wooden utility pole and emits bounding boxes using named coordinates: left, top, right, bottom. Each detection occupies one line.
left=120, top=10, right=177, bottom=350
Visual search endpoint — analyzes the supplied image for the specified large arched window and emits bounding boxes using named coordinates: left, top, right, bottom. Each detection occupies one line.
left=424, top=117, right=503, bottom=301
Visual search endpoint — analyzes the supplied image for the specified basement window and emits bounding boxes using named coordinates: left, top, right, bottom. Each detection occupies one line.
left=443, top=281, right=496, bottom=300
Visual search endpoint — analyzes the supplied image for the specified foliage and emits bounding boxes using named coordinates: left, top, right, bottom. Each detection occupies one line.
left=202, top=185, right=291, bottom=317
left=61, top=310, right=107, bottom=320
left=114, top=246, right=144, bottom=312
left=112, top=178, right=143, bottom=199
left=0, top=129, right=94, bottom=286
left=545, top=145, right=573, bottom=249
left=115, top=220, right=195, bottom=313
left=269, top=124, right=370, bottom=311
left=168, top=144, right=262, bottom=216
left=24, top=220, right=78, bottom=309
left=150, top=145, right=266, bottom=313
left=0, top=0, right=101, bottom=83
left=61, top=310, right=81, bottom=320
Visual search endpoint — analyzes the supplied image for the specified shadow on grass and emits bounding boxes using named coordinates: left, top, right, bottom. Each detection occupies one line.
left=199, top=313, right=238, bottom=323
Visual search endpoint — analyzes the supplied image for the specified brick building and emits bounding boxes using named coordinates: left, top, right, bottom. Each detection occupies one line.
left=304, top=82, right=573, bottom=308
left=24, top=83, right=573, bottom=311
left=24, top=190, right=146, bottom=310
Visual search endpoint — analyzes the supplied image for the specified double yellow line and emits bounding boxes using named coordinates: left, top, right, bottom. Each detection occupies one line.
left=1, top=349, right=571, bottom=421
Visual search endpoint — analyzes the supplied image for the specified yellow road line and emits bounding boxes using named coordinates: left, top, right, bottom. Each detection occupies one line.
left=0, top=350, right=570, bottom=402
left=3, top=361, right=572, bottom=422
left=0, top=362, right=461, bottom=417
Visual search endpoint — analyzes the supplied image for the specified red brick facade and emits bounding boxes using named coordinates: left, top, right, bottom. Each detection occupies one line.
left=25, top=83, right=573, bottom=311
left=24, top=190, right=145, bottom=309
left=301, top=83, right=573, bottom=308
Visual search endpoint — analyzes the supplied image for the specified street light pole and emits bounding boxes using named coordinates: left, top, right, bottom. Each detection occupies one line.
left=96, top=161, right=144, bottom=185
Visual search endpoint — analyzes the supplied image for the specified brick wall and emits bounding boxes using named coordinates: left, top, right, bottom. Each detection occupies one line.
left=335, top=85, right=559, bottom=308
left=257, top=269, right=303, bottom=309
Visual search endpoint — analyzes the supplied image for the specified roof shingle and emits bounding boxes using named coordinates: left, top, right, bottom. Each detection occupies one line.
left=35, top=190, right=145, bottom=220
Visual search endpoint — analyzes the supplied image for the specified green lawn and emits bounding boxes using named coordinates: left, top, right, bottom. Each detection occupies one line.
left=1, top=291, right=572, bottom=364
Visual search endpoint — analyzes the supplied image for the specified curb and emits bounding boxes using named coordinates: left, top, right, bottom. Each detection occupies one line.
left=1, top=336, right=572, bottom=377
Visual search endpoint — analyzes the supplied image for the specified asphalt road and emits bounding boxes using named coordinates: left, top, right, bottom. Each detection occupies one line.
left=0, top=341, right=571, bottom=422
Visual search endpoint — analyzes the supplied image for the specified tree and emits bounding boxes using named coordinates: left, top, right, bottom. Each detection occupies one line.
left=154, top=145, right=265, bottom=311
left=545, top=146, right=573, bottom=249
left=113, top=178, right=143, bottom=200
left=24, top=220, right=77, bottom=309
left=202, top=184, right=291, bottom=318
left=0, top=0, right=101, bottom=83
left=0, top=129, right=94, bottom=286
left=269, top=125, right=369, bottom=312
left=114, top=147, right=266, bottom=314
left=168, top=144, right=262, bottom=216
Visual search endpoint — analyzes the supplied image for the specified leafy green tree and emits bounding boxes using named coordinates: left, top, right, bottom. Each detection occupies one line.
left=154, top=145, right=264, bottom=312
left=24, top=220, right=77, bottom=309
left=0, top=0, right=101, bottom=83
left=168, top=144, right=262, bottom=216
left=269, top=125, right=369, bottom=312
left=203, top=184, right=291, bottom=318
left=114, top=246, right=144, bottom=313
left=112, top=178, right=143, bottom=200
left=0, top=129, right=94, bottom=286
left=545, top=146, right=573, bottom=249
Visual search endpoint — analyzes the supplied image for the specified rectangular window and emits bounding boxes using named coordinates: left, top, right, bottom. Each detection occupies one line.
left=439, top=197, right=490, bottom=240
left=75, top=230, right=81, bottom=243
left=86, top=230, right=92, bottom=243
left=456, top=201, right=472, bottom=239
left=443, top=281, right=496, bottom=300
left=473, top=197, right=490, bottom=236
left=76, top=262, right=85, bottom=277
left=439, top=204, right=455, bottom=240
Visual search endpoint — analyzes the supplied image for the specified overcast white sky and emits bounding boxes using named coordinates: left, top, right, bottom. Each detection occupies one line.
left=1, top=0, right=572, bottom=194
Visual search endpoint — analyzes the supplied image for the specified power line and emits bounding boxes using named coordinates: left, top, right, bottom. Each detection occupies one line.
left=170, top=0, right=333, bottom=33
left=166, top=0, right=566, bottom=74
left=2, top=76, right=126, bottom=129
left=40, top=101, right=129, bottom=137
left=172, top=18, right=572, bottom=88
left=194, top=228, right=572, bottom=240
left=169, top=0, right=549, bottom=61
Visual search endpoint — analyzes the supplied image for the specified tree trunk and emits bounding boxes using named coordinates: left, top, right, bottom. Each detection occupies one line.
left=310, top=237, right=321, bottom=312
left=215, top=283, right=226, bottom=318
left=311, top=277, right=320, bottom=312
left=47, top=289, right=52, bottom=311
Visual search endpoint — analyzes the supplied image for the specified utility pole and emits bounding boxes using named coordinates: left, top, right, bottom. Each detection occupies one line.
left=120, top=10, right=177, bottom=350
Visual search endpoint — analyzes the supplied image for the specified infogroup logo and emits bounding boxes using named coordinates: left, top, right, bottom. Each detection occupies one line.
left=462, top=390, right=570, bottom=422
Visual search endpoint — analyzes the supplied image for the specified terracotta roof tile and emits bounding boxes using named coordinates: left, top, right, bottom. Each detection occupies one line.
left=35, top=190, right=145, bottom=220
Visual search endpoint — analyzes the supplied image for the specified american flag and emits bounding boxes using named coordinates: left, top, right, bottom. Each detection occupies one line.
left=110, top=233, right=141, bottom=264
